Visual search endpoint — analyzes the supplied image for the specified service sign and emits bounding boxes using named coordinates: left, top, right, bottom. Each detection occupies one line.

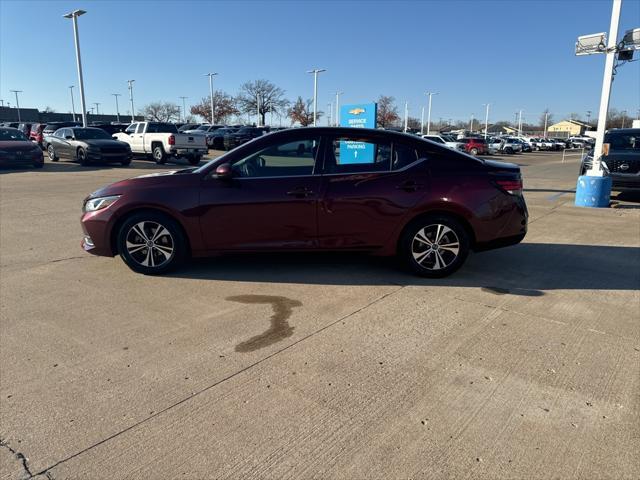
left=339, top=103, right=377, bottom=164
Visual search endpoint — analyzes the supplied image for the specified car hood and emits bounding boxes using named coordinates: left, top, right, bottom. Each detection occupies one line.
left=88, top=168, right=199, bottom=198
left=81, top=139, right=129, bottom=148
left=0, top=141, right=40, bottom=152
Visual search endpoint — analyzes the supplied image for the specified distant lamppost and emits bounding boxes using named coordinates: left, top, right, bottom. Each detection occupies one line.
left=204, top=73, right=218, bottom=124
left=335, top=91, right=343, bottom=126
left=621, top=110, right=627, bottom=128
left=127, top=80, right=135, bottom=122
left=469, top=113, right=474, bottom=132
left=482, top=103, right=491, bottom=139
left=425, top=92, right=438, bottom=135
left=112, top=93, right=121, bottom=122
left=63, top=9, right=88, bottom=127
left=307, top=68, right=326, bottom=126
left=10, top=90, right=22, bottom=121
left=179, top=96, right=188, bottom=122
left=69, top=86, right=77, bottom=122
left=93, top=102, right=100, bottom=115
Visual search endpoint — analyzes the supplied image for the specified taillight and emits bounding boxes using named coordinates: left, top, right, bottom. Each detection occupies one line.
left=495, top=179, right=523, bottom=195
left=168, top=135, right=175, bottom=145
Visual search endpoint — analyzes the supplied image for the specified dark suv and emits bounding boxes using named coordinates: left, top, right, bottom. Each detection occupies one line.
left=223, top=126, right=270, bottom=150
left=580, top=128, right=640, bottom=190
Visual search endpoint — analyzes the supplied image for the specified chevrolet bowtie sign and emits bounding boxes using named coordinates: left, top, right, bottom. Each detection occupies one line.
left=339, top=102, right=378, bottom=165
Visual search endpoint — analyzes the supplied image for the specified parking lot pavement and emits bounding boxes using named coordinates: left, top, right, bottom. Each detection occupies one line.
left=1, top=151, right=638, bottom=479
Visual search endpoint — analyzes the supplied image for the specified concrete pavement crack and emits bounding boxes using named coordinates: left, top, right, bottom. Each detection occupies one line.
left=30, top=285, right=405, bottom=478
left=0, top=437, right=34, bottom=479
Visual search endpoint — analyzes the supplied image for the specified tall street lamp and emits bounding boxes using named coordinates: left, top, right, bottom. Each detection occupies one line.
left=10, top=90, right=22, bottom=122
left=426, top=92, right=438, bottom=135
left=127, top=80, right=135, bottom=122
left=112, top=93, right=121, bottom=122
left=335, top=91, right=343, bottom=126
left=69, top=86, right=76, bottom=121
left=307, top=68, right=326, bottom=126
left=94, top=102, right=100, bottom=115
left=204, top=73, right=218, bottom=124
left=63, top=9, right=88, bottom=127
left=482, top=103, right=491, bottom=139
left=179, top=96, right=188, bottom=122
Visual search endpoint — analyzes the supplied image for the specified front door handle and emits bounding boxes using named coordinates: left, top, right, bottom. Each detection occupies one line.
left=286, top=187, right=314, bottom=198
left=396, top=181, right=424, bottom=192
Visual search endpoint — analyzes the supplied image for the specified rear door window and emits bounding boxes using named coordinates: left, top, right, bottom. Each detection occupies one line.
left=392, top=142, right=420, bottom=170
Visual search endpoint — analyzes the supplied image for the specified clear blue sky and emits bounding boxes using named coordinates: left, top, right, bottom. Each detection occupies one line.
left=1, top=0, right=639, bottom=125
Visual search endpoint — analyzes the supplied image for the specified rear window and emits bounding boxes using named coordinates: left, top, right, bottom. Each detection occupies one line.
left=146, top=123, right=178, bottom=133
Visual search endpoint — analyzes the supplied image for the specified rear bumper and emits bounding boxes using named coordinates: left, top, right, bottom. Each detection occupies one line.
left=169, top=147, right=207, bottom=156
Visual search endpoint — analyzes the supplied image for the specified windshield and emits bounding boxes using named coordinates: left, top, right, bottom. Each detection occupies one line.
left=73, top=128, right=110, bottom=140
left=0, top=128, right=28, bottom=141
left=196, top=125, right=210, bottom=131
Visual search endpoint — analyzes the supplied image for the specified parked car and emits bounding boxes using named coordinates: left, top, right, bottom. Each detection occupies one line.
left=223, top=126, right=270, bottom=150
left=207, top=127, right=238, bottom=149
left=44, top=127, right=132, bottom=166
left=29, top=123, right=47, bottom=147
left=579, top=128, right=640, bottom=190
left=42, top=121, right=81, bottom=142
left=18, top=123, right=32, bottom=139
left=550, top=138, right=567, bottom=150
left=113, top=122, right=207, bottom=165
left=501, top=138, right=523, bottom=154
left=80, top=127, right=527, bottom=277
left=0, top=127, right=44, bottom=168
left=184, top=125, right=224, bottom=135
left=421, top=134, right=464, bottom=151
left=178, top=124, right=201, bottom=133
left=458, top=137, right=488, bottom=155
left=1, top=122, right=20, bottom=128
left=89, top=123, right=130, bottom=136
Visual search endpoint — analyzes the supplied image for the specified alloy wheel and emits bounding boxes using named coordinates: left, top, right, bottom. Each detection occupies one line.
left=411, top=224, right=460, bottom=271
left=125, top=221, right=174, bottom=268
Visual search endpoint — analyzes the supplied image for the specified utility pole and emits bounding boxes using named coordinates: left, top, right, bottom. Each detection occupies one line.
left=204, top=73, right=217, bottom=124
left=63, top=9, right=87, bottom=127
left=69, top=86, right=77, bottom=122
left=335, top=91, right=343, bottom=126
left=586, top=110, right=592, bottom=125
left=426, top=92, right=438, bottom=135
left=112, top=93, right=121, bottom=122
left=621, top=110, right=627, bottom=128
left=544, top=111, right=549, bottom=137
left=127, top=80, right=135, bottom=122
left=179, top=96, right=188, bottom=122
left=0, top=99, right=4, bottom=107
left=483, top=103, right=490, bottom=140
left=10, top=90, right=22, bottom=122
left=404, top=101, right=409, bottom=132
left=328, top=102, right=333, bottom=126
left=518, top=109, right=523, bottom=135
left=307, top=68, right=326, bottom=126
left=469, top=113, right=474, bottom=132
left=93, top=102, right=100, bottom=115
left=420, top=106, right=425, bottom=134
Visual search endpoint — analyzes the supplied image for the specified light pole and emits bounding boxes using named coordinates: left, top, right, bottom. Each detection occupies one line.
left=0, top=99, right=4, bottom=107
left=10, top=90, right=22, bottom=122
left=621, top=110, right=627, bottom=128
left=63, top=9, right=87, bottom=127
left=179, top=96, right=188, bottom=122
left=204, top=73, right=217, bottom=124
left=112, top=93, right=121, bottom=122
left=127, top=80, right=136, bottom=122
left=420, top=106, right=425, bottom=134
left=335, top=91, right=343, bottom=126
left=426, top=92, right=438, bottom=135
left=404, top=101, right=409, bottom=132
left=69, top=86, right=77, bottom=122
left=482, top=103, right=490, bottom=139
left=469, top=113, right=474, bottom=132
left=544, top=111, right=549, bottom=137
left=328, top=102, right=333, bottom=126
left=94, top=102, right=100, bottom=115
left=586, top=110, right=592, bottom=126
left=307, top=68, right=326, bottom=126
left=517, top=109, right=523, bottom=135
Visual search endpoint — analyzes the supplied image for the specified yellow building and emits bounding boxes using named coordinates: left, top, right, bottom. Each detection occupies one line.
left=547, top=120, right=592, bottom=136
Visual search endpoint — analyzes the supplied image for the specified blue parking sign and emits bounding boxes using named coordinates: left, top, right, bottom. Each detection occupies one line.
left=339, top=103, right=377, bottom=164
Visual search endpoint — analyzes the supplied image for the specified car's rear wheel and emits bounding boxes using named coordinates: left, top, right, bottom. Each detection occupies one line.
left=47, top=145, right=58, bottom=161
left=77, top=148, right=89, bottom=166
left=399, top=215, right=470, bottom=278
left=469, top=147, right=478, bottom=155
left=152, top=144, right=166, bottom=164
left=117, top=212, right=186, bottom=275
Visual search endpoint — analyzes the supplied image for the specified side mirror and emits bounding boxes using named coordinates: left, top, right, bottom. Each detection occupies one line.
left=215, top=163, right=233, bottom=179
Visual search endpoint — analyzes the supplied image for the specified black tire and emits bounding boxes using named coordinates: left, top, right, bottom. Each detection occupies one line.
left=117, top=211, right=187, bottom=275
left=152, top=144, right=166, bottom=164
left=77, top=148, right=89, bottom=166
left=188, top=155, right=201, bottom=166
left=47, top=145, right=58, bottom=161
left=120, top=157, right=132, bottom=166
left=506, top=147, right=513, bottom=154
left=399, top=214, right=470, bottom=278
left=469, top=147, right=478, bottom=155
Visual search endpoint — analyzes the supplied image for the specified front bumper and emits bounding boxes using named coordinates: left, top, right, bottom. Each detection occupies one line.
left=0, top=152, right=44, bottom=166
left=611, top=173, right=640, bottom=190
left=86, top=151, right=132, bottom=163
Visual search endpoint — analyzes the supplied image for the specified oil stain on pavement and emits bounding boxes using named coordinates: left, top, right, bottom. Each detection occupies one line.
left=227, top=295, right=302, bottom=353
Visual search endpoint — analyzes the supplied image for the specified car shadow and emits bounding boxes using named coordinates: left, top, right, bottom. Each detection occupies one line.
left=167, top=243, right=639, bottom=294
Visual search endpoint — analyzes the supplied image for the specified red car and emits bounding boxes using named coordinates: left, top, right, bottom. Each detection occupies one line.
left=0, top=127, right=44, bottom=168
left=81, top=127, right=527, bottom=277
left=29, top=123, right=47, bottom=148
left=459, top=137, right=488, bottom=156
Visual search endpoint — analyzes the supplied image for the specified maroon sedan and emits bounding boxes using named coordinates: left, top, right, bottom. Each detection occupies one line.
left=0, top=127, right=44, bottom=168
left=81, top=127, right=527, bottom=277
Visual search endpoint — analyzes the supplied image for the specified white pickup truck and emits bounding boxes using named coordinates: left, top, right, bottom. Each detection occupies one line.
left=114, top=122, right=207, bottom=165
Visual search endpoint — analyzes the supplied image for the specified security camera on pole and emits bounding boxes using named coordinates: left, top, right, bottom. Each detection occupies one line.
left=574, top=0, right=639, bottom=208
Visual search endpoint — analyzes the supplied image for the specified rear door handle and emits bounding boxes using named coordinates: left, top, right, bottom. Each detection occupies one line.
left=396, top=181, right=424, bottom=192
left=286, top=187, right=314, bottom=198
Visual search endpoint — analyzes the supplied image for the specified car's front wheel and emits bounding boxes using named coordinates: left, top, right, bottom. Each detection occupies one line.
left=399, top=215, right=470, bottom=278
left=469, top=147, right=478, bottom=155
left=117, top=212, right=187, bottom=274
left=77, top=148, right=89, bottom=166
left=47, top=145, right=58, bottom=161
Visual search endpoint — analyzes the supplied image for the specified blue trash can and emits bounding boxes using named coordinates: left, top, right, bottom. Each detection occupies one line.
left=574, top=175, right=612, bottom=208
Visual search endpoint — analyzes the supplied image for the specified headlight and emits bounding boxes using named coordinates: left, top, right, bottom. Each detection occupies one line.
left=83, top=195, right=120, bottom=213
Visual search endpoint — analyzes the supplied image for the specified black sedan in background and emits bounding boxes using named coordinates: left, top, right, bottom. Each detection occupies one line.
left=207, top=127, right=238, bottom=149
left=0, top=127, right=44, bottom=169
left=44, top=127, right=132, bottom=166
left=223, top=126, right=270, bottom=150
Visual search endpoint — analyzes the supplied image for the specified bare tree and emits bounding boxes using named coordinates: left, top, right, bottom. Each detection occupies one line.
left=539, top=108, right=554, bottom=128
left=141, top=102, right=181, bottom=122
left=376, top=95, right=400, bottom=128
left=42, top=106, right=56, bottom=113
left=190, top=91, right=239, bottom=123
left=287, top=97, right=322, bottom=126
left=236, top=79, right=289, bottom=125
